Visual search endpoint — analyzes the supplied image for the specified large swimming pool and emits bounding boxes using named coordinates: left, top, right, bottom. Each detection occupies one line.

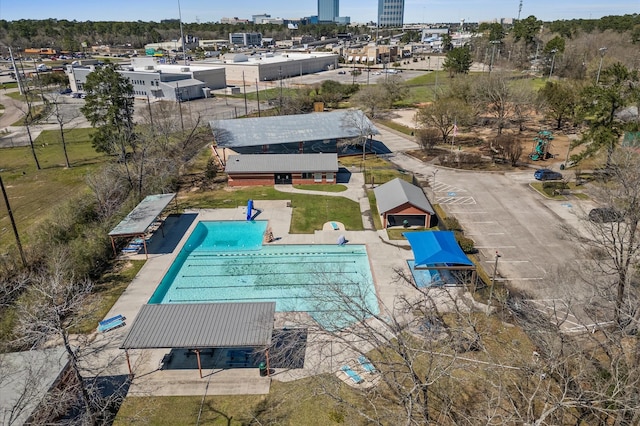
left=149, top=221, right=379, bottom=329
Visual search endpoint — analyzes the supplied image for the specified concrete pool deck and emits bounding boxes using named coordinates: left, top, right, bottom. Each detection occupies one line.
left=91, top=183, right=424, bottom=397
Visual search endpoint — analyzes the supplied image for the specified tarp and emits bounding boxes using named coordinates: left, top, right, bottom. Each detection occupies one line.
left=403, top=231, right=473, bottom=267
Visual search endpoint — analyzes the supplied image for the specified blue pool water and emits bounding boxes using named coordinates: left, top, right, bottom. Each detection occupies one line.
left=407, top=260, right=446, bottom=288
left=149, top=221, right=379, bottom=329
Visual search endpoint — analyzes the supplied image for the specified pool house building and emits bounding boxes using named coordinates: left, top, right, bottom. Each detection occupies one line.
left=225, top=153, right=339, bottom=186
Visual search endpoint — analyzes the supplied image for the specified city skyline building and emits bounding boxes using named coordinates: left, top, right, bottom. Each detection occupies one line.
left=318, top=0, right=339, bottom=22
left=378, top=0, right=404, bottom=27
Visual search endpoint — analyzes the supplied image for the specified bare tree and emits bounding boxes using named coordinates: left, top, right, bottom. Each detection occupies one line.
left=13, top=251, right=124, bottom=425
left=416, top=97, right=473, bottom=144
left=493, top=133, right=524, bottom=166
left=560, top=149, right=640, bottom=327
left=47, top=93, right=82, bottom=168
left=415, top=128, right=441, bottom=153
left=339, top=109, right=378, bottom=163
left=472, top=72, right=516, bottom=135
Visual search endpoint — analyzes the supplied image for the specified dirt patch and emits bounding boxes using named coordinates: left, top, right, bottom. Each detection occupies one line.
left=391, top=107, right=581, bottom=170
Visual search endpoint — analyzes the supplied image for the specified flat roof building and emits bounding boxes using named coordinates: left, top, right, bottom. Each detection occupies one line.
left=67, top=58, right=226, bottom=101
left=213, top=51, right=339, bottom=85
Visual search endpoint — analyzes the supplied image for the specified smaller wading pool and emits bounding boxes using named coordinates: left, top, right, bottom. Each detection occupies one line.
left=407, top=260, right=457, bottom=288
left=150, top=221, right=379, bottom=329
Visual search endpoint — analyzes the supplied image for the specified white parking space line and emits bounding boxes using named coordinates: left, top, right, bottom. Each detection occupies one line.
left=476, top=246, right=516, bottom=249
left=436, top=196, right=476, bottom=204
left=446, top=211, right=487, bottom=214
left=465, top=221, right=497, bottom=224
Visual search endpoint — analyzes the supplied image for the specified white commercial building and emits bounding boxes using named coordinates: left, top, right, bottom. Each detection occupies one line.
left=211, top=51, right=339, bottom=84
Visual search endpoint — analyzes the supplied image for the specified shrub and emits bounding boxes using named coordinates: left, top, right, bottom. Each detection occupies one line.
left=416, top=128, right=440, bottom=152
left=442, top=217, right=462, bottom=231
left=455, top=231, right=475, bottom=253
left=542, top=181, right=568, bottom=196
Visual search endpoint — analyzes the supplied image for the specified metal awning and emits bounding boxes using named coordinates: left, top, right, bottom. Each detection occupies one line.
left=108, top=193, right=176, bottom=258
left=121, top=302, right=276, bottom=350
left=109, top=193, right=176, bottom=237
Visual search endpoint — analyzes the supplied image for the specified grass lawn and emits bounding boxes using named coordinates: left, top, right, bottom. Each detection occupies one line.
left=339, top=155, right=412, bottom=186
left=113, top=313, right=536, bottom=425
left=114, top=376, right=364, bottom=426
left=293, top=184, right=347, bottom=192
left=72, top=260, right=146, bottom=333
left=366, top=189, right=382, bottom=230
left=376, top=119, right=414, bottom=135
left=0, top=128, right=105, bottom=248
left=180, top=188, right=363, bottom=233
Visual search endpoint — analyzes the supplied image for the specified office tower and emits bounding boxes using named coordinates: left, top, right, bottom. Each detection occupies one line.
left=318, top=0, right=339, bottom=22
left=378, top=0, right=405, bottom=27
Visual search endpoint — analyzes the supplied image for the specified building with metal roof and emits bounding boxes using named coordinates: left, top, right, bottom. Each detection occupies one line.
left=0, top=347, right=70, bottom=425
left=121, top=302, right=276, bottom=378
left=225, top=153, right=339, bottom=186
left=211, top=110, right=379, bottom=155
left=373, top=178, right=435, bottom=228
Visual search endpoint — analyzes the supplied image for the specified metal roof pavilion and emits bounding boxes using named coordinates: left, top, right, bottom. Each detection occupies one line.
left=121, top=302, right=276, bottom=350
left=210, top=110, right=379, bottom=148
left=108, top=193, right=176, bottom=258
left=108, top=193, right=176, bottom=237
left=225, top=153, right=338, bottom=173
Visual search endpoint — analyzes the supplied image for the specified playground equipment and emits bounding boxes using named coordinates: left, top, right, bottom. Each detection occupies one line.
left=529, top=130, right=554, bottom=161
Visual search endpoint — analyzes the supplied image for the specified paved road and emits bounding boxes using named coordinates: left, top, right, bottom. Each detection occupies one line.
left=375, top=125, right=598, bottom=327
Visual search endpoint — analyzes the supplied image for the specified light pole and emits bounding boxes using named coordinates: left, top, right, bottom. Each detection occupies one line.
left=488, top=40, right=500, bottom=74
left=596, top=47, right=607, bottom=84
left=431, top=169, right=439, bottom=196
left=488, top=251, right=501, bottom=310
left=548, top=49, right=557, bottom=79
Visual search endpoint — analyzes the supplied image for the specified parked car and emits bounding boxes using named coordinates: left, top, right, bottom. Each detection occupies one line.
left=337, top=70, right=346, bottom=74
left=58, top=88, right=72, bottom=94
left=534, top=169, right=563, bottom=181
left=588, top=207, right=624, bottom=223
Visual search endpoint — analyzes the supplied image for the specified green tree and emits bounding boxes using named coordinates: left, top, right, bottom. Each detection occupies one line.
left=513, top=15, right=543, bottom=47
left=543, top=35, right=565, bottom=54
left=538, top=80, right=580, bottom=129
left=80, top=64, right=136, bottom=157
left=573, top=63, right=640, bottom=165
left=478, top=22, right=506, bottom=41
left=443, top=47, right=473, bottom=76
left=441, top=33, right=453, bottom=52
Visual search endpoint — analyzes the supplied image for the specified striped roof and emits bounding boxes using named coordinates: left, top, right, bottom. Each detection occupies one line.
left=211, top=110, right=379, bottom=148
left=225, top=153, right=338, bottom=173
left=121, top=302, right=275, bottom=349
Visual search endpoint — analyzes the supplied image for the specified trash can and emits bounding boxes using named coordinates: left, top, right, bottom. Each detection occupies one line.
left=259, top=362, right=267, bottom=377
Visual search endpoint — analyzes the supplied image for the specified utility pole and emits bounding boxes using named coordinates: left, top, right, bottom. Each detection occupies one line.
left=255, top=79, right=261, bottom=117
left=0, top=174, right=27, bottom=267
left=178, top=0, right=187, bottom=65
left=8, top=47, right=24, bottom=95
left=242, top=71, right=248, bottom=116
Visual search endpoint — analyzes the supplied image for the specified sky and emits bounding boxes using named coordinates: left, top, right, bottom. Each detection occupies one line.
left=0, top=0, right=637, bottom=24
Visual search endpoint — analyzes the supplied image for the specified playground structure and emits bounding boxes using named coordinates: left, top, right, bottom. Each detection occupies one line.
left=529, top=130, right=554, bottom=161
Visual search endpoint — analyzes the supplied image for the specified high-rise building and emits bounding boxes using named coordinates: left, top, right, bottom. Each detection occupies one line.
left=378, top=0, right=404, bottom=27
left=318, top=0, right=339, bottom=22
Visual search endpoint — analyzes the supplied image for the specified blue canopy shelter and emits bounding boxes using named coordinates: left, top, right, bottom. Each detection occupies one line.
left=403, top=231, right=477, bottom=289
